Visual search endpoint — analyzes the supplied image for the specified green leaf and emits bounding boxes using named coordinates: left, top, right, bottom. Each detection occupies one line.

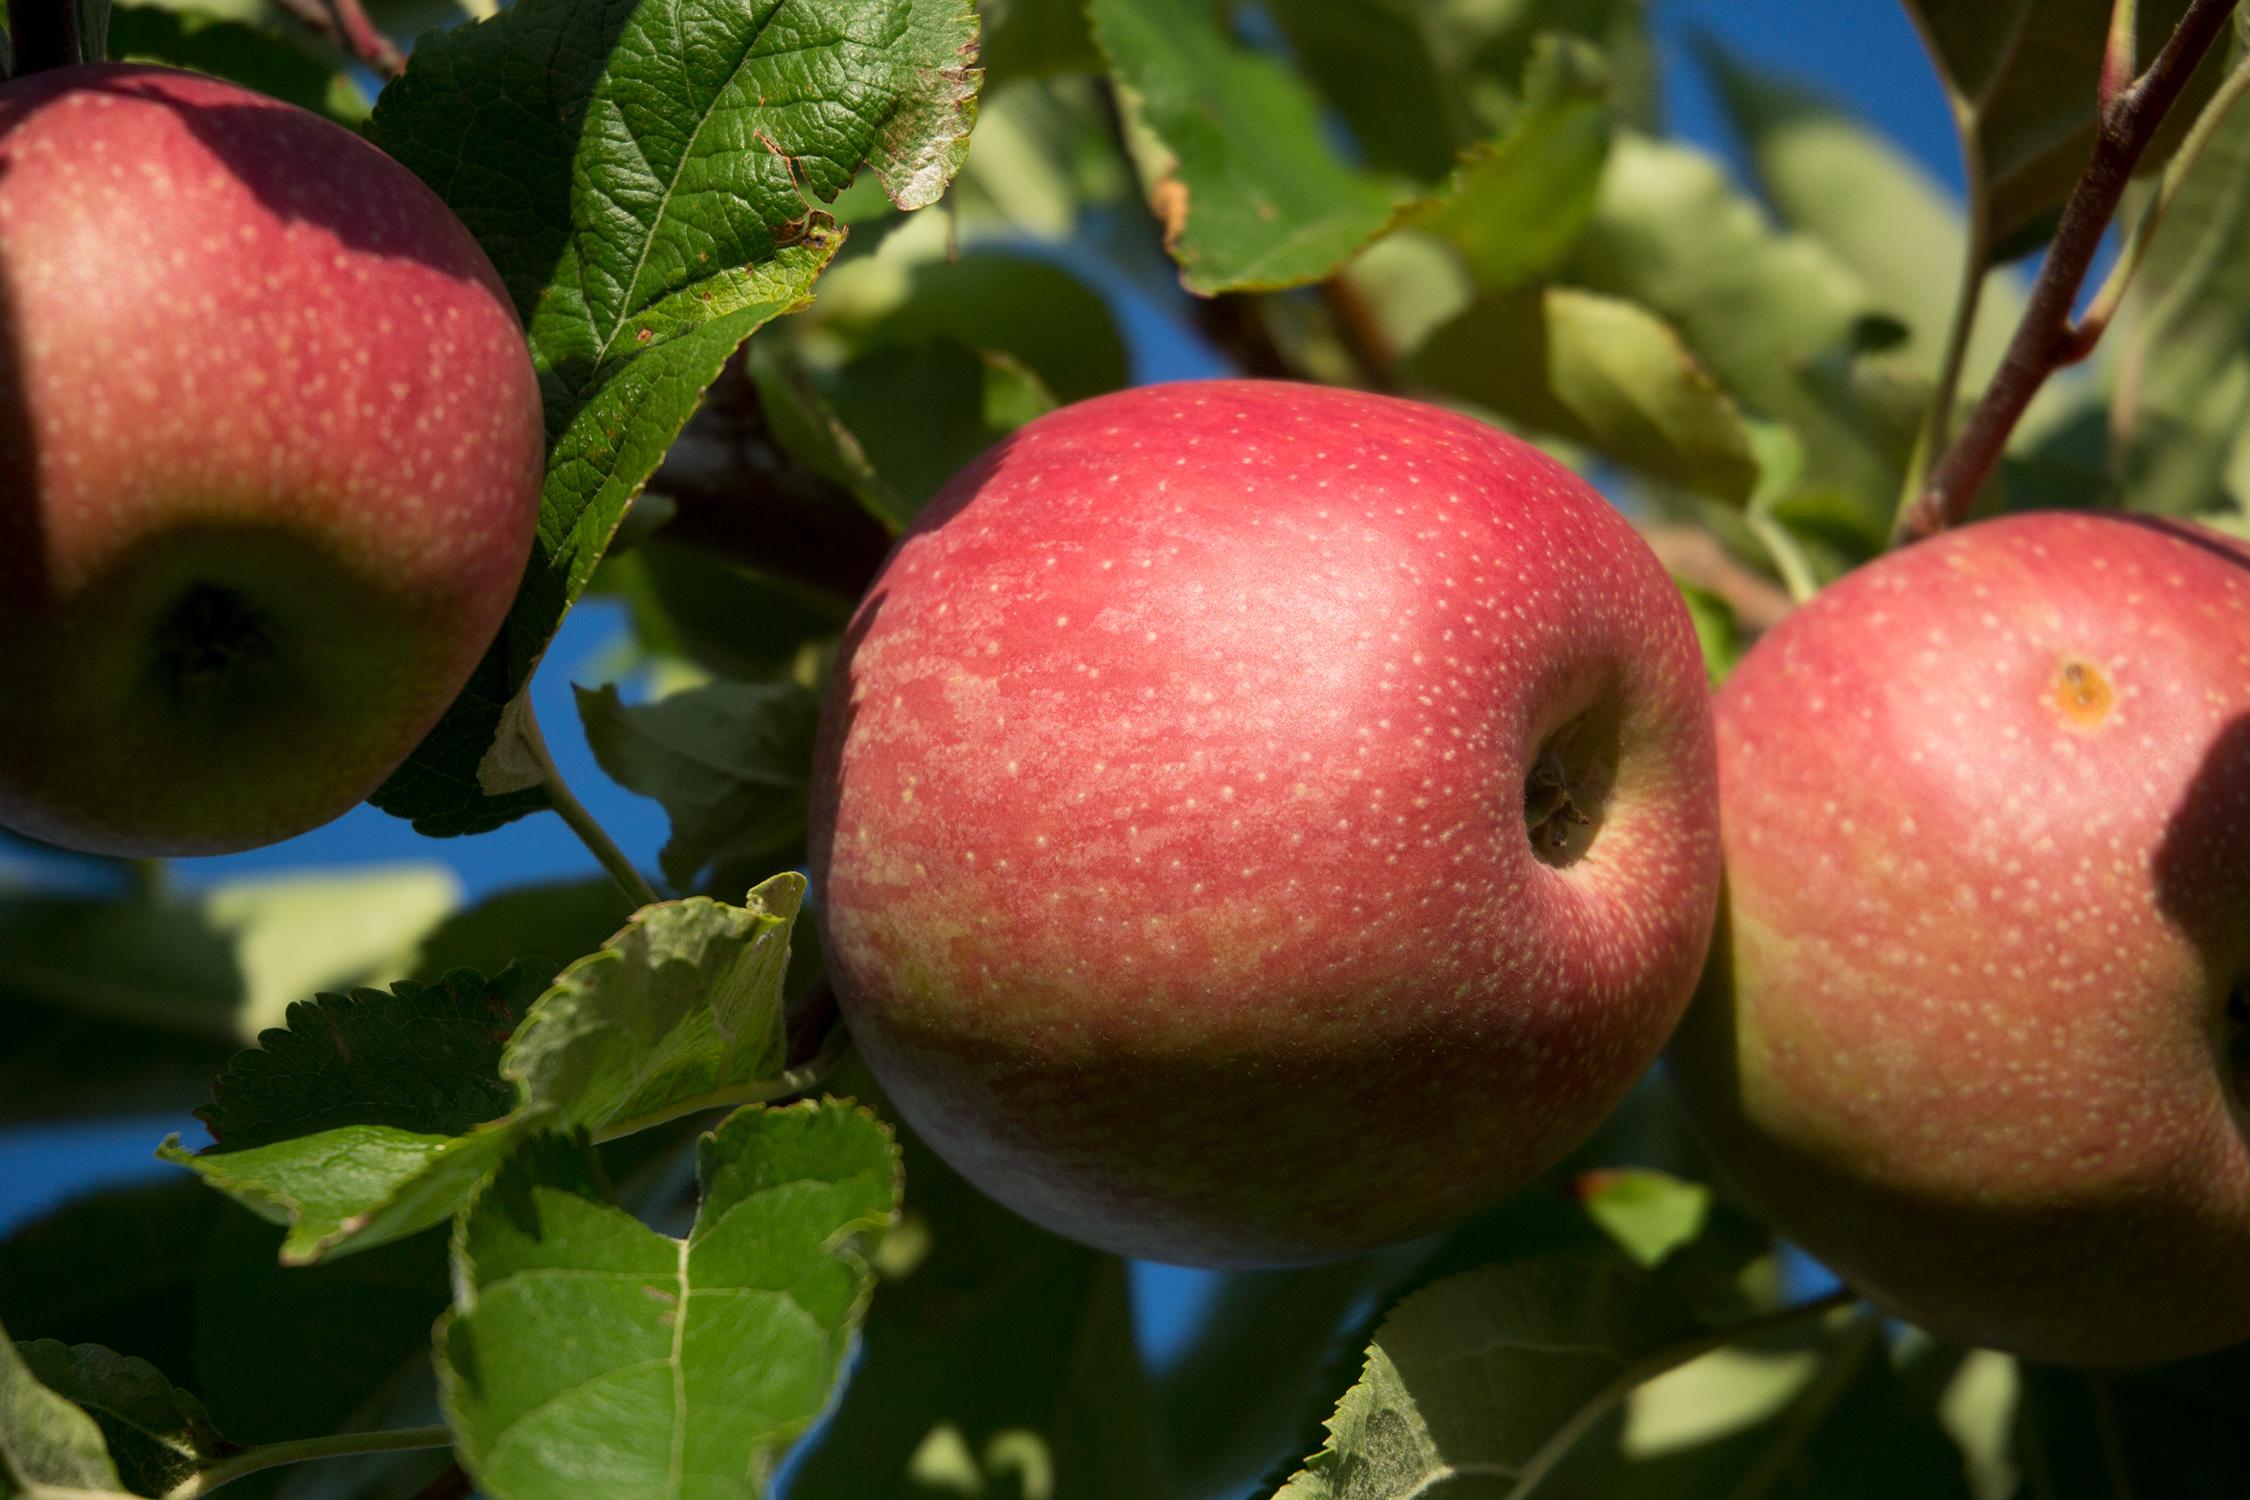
left=438, top=1104, right=900, bottom=1500
left=164, top=879, right=808, bottom=1263
left=1273, top=1255, right=1706, bottom=1500
left=577, top=681, right=820, bottom=893
left=1576, top=1169, right=1713, bottom=1269
left=366, top=0, right=980, bottom=835
left=160, top=1118, right=534, bottom=1269
left=0, top=864, right=459, bottom=1048
left=1271, top=0, right=1660, bottom=176
left=979, top=0, right=1099, bottom=85
left=504, top=876, right=803, bottom=1134
left=1263, top=0, right=1483, bottom=183
left=789, top=1086, right=1166, bottom=1499
left=1903, top=0, right=2225, bottom=263
left=1674, top=583, right=1743, bottom=688
left=1410, top=286, right=1762, bottom=501
left=821, top=343, right=1058, bottom=528
left=1567, top=132, right=1914, bottom=520
left=2113, top=39, right=2250, bottom=516
left=15, top=1343, right=227, bottom=1499
left=1695, top=41, right=2023, bottom=382
left=749, top=334, right=1059, bottom=531
left=594, top=544, right=854, bottom=686
left=157, top=966, right=547, bottom=1264
left=811, top=248, right=1129, bottom=403
left=197, top=967, right=543, bottom=1149
left=107, top=5, right=368, bottom=121
left=1088, top=0, right=1415, bottom=292
left=0, top=1320, right=123, bottom=1497
left=1419, top=35, right=1612, bottom=290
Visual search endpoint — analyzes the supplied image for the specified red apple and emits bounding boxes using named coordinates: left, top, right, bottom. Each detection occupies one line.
left=0, top=64, right=544, bottom=855
left=1673, top=511, right=2250, bottom=1365
left=810, top=379, right=1721, bottom=1265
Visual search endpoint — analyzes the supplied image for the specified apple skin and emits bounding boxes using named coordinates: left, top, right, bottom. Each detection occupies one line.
left=810, top=380, right=1721, bottom=1265
left=0, top=64, right=544, bottom=855
left=1673, top=511, right=2250, bottom=1366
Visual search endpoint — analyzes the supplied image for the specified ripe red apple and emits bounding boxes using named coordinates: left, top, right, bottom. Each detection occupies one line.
left=0, top=64, right=543, bottom=855
left=810, top=380, right=1721, bottom=1265
left=1673, top=511, right=2250, bottom=1365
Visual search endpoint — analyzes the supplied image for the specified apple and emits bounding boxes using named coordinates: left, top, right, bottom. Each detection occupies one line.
left=1672, top=510, right=2250, bottom=1365
left=810, top=379, right=1722, bottom=1265
left=0, top=64, right=544, bottom=856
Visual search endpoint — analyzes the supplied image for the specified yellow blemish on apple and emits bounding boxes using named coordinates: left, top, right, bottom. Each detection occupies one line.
left=2054, top=658, right=2114, bottom=730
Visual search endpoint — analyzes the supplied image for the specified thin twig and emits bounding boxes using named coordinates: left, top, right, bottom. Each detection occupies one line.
left=163, top=1426, right=453, bottom=1500
left=517, top=703, right=662, bottom=909
left=1641, top=523, right=1796, bottom=634
left=268, top=0, right=405, bottom=78
left=1899, top=0, right=2240, bottom=543
left=1502, top=1287, right=1859, bottom=1499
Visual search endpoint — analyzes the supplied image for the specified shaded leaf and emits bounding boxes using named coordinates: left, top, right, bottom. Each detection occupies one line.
left=437, top=1104, right=899, bottom=1500
left=16, top=1342, right=229, bottom=1498
left=1568, top=133, right=1909, bottom=519
left=157, top=966, right=547, bottom=1264
left=789, top=1077, right=1166, bottom=1500
left=1696, top=41, right=2024, bottom=382
left=367, top=0, right=979, bottom=834
left=1903, top=0, right=2224, bottom=263
left=192, top=1207, right=451, bottom=1446
left=820, top=343, right=1058, bottom=528
left=577, top=681, right=820, bottom=893
left=503, top=876, right=803, bottom=1134
left=811, top=248, right=1129, bottom=403
left=593, top=544, right=853, bottom=687
left=1410, top=286, right=1762, bottom=501
left=979, top=0, right=1099, bottom=85
left=0, top=1319, right=121, bottom=1496
left=1419, top=35, right=1612, bottom=291
left=411, top=879, right=634, bottom=989
left=1088, top=0, right=1414, bottom=292
left=107, top=5, right=367, bottom=121
left=196, top=967, right=542, bottom=1150
left=1273, top=1255, right=1703, bottom=1500
left=0, top=1182, right=218, bottom=1381
left=2113, top=37, right=2250, bottom=515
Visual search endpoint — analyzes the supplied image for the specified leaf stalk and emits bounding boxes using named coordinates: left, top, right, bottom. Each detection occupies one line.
left=1898, top=0, right=2241, bottom=543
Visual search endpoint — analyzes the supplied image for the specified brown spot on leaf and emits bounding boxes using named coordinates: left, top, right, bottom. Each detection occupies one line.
left=1151, top=173, right=1189, bottom=255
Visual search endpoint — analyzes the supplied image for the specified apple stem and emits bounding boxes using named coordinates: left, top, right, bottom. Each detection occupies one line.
left=6, top=0, right=85, bottom=76
left=516, top=701, right=663, bottom=909
left=1897, top=0, right=2240, bottom=544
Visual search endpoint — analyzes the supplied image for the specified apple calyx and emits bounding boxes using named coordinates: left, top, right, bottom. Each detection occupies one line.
left=1524, top=703, right=1620, bottom=868
left=157, top=584, right=277, bottom=708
